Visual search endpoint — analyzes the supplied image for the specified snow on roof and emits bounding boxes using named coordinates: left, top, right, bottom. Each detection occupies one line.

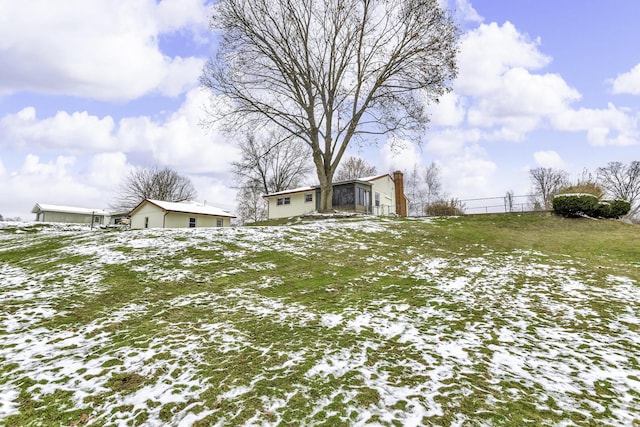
left=358, top=173, right=392, bottom=182
left=32, top=203, right=110, bottom=216
left=141, top=199, right=235, bottom=218
left=263, top=186, right=317, bottom=198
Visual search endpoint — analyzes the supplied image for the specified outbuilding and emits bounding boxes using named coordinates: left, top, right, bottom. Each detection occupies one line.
left=128, top=199, right=235, bottom=229
left=31, top=203, right=109, bottom=226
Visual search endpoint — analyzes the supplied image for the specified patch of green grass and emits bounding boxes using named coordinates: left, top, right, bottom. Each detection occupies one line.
left=105, top=373, right=147, bottom=394
left=2, top=213, right=639, bottom=426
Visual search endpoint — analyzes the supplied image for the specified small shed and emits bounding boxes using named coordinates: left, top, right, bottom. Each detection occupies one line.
left=128, top=199, right=235, bottom=229
left=31, top=203, right=109, bottom=225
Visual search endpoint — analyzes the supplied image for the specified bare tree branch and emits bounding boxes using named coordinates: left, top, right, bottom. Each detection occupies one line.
left=597, top=161, right=640, bottom=217
left=111, top=167, right=197, bottom=212
left=334, top=156, right=377, bottom=181
left=231, top=131, right=313, bottom=223
left=529, top=167, right=568, bottom=210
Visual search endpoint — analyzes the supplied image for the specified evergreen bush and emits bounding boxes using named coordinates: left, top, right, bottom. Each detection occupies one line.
left=553, top=194, right=631, bottom=219
left=608, top=199, right=631, bottom=218
left=594, top=201, right=612, bottom=218
left=552, top=194, right=599, bottom=217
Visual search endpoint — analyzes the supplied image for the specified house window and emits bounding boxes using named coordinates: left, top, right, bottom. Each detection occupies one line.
left=375, top=192, right=380, bottom=207
left=277, top=198, right=283, bottom=206
left=216, top=218, right=223, bottom=227
left=284, top=197, right=291, bottom=205
left=93, top=216, right=101, bottom=224
left=305, top=193, right=313, bottom=202
left=144, top=217, right=149, bottom=228
left=189, top=217, right=196, bottom=228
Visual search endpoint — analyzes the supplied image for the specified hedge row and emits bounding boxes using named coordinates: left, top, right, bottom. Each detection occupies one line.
left=552, top=194, right=631, bottom=218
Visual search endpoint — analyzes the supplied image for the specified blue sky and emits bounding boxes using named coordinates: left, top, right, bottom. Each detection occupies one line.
left=1, top=0, right=639, bottom=219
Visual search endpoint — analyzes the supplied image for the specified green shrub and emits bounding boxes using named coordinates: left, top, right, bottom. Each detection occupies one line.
left=594, top=201, right=612, bottom=218
left=553, top=195, right=631, bottom=219
left=552, top=194, right=599, bottom=217
left=608, top=199, right=631, bottom=218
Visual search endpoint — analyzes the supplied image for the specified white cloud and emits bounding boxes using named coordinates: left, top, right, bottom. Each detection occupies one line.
left=533, top=150, right=566, bottom=169
left=453, top=22, right=581, bottom=140
left=611, top=64, right=640, bottom=96
left=453, top=0, right=483, bottom=23
left=456, top=22, right=551, bottom=97
left=158, top=57, right=207, bottom=97
left=467, top=68, right=580, bottom=132
left=117, top=88, right=239, bottom=174
left=439, top=146, right=497, bottom=199
left=0, top=0, right=210, bottom=100
left=427, top=19, right=638, bottom=155
left=551, top=103, right=638, bottom=146
left=0, top=88, right=238, bottom=173
left=0, top=154, right=115, bottom=219
left=380, top=137, right=423, bottom=172
left=83, top=152, right=131, bottom=188
left=425, top=128, right=483, bottom=157
left=429, top=92, right=466, bottom=127
left=0, top=108, right=116, bottom=152
left=189, top=174, right=237, bottom=212
left=156, top=0, right=210, bottom=33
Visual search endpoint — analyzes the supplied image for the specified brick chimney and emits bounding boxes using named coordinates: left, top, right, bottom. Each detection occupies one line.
left=393, top=170, right=407, bottom=217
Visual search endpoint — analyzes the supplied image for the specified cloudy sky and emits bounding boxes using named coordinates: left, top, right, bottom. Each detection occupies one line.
left=1, top=0, right=639, bottom=219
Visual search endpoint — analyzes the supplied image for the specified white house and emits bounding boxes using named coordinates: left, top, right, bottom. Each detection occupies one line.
left=128, top=199, right=235, bottom=229
left=32, top=203, right=110, bottom=226
left=264, top=172, right=408, bottom=220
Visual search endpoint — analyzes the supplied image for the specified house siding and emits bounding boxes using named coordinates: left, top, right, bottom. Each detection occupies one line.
left=130, top=203, right=166, bottom=229
left=370, top=176, right=396, bottom=216
left=36, top=211, right=105, bottom=225
left=129, top=202, right=233, bottom=229
left=164, top=213, right=231, bottom=228
left=267, top=191, right=316, bottom=219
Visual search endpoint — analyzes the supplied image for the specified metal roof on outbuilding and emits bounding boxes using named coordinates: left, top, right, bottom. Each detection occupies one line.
left=31, top=203, right=110, bottom=216
left=128, top=199, right=236, bottom=218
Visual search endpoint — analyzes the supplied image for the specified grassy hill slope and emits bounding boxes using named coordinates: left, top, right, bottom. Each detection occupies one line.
left=1, top=213, right=639, bottom=426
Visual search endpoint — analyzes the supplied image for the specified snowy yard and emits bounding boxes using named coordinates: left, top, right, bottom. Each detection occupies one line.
left=1, top=217, right=639, bottom=426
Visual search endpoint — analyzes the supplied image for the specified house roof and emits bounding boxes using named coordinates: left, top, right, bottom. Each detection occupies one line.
left=128, top=199, right=235, bottom=218
left=263, top=186, right=317, bottom=198
left=356, top=173, right=393, bottom=182
left=31, top=203, right=110, bottom=216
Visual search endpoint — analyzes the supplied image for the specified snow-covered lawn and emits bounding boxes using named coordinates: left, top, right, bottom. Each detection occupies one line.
left=1, top=218, right=639, bottom=426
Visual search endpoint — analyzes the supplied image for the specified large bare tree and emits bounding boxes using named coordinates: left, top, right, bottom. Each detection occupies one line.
left=334, top=156, right=377, bottom=181
left=112, top=166, right=197, bottom=212
left=202, top=0, right=458, bottom=212
left=529, top=167, right=568, bottom=210
left=597, top=161, right=640, bottom=217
